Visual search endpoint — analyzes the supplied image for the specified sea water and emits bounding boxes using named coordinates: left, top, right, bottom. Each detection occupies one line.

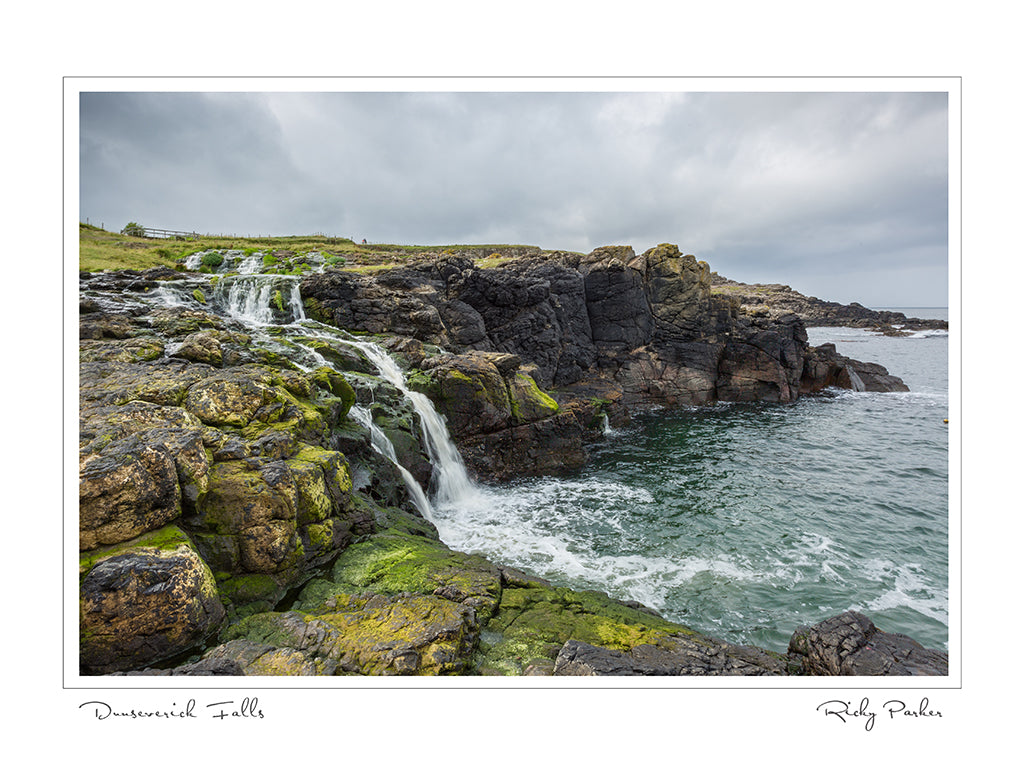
left=431, top=308, right=950, bottom=653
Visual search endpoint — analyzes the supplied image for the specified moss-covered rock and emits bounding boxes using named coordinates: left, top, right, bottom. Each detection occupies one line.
left=185, top=374, right=273, bottom=427
left=297, top=525, right=502, bottom=618
left=410, top=352, right=513, bottom=437
left=220, top=597, right=480, bottom=675
left=170, top=330, right=223, bottom=366
left=79, top=337, right=165, bottom=363
left=79, top=435, right=185, bottom=550
left=477, top=584, right=688, bottom=676
left=508, top=370, right=559, bottom=425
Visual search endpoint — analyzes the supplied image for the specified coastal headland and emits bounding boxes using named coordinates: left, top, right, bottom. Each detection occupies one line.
left=78, top=226, right=947, bottom=676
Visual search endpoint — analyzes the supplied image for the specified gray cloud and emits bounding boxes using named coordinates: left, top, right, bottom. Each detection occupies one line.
left=79, top=89, right=949, bottom=306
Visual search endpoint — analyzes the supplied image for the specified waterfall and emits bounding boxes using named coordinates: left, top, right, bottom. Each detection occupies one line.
left=215, top=274, right=306, bottom=325
left=287, top=324, right=480, bottom=520
left=349, top=405, right=435, bottom=521
left=339, top=339, right=477, bottom=509
left=148, top=255, right=478, bottom=525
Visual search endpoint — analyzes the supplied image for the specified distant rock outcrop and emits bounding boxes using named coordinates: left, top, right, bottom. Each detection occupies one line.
left=710, top=273, right=948, bottom=334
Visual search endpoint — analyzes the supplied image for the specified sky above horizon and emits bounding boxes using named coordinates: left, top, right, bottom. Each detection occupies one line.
left=79, top=89, right=950, bottom=307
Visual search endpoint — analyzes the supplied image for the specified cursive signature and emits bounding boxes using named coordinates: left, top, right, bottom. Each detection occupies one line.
left=817, top=697, right=942, bottom=731
left=79, top=697, right=264, bottom=721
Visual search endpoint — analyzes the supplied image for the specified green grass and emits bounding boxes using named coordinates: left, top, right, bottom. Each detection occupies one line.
left=78, top=223, right=541, bottom=274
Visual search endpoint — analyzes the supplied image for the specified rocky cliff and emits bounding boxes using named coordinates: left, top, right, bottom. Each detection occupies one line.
left=77, top=245, right=941, bottom=678
left=300, top=243, right=908, bottom=479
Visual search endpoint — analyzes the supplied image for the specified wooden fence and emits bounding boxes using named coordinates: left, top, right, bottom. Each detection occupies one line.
left=126, top=226, right=201, bottom=240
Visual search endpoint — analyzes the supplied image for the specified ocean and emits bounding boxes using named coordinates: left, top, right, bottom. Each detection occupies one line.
left=431, top=308, right=951, bottom=653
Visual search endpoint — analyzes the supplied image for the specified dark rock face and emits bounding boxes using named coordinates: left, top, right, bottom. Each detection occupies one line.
left=800, top=343, right=910, bottom=394
left=787, top=611, right=948, bottom=675
left=302, top=244, right=906, bottom=420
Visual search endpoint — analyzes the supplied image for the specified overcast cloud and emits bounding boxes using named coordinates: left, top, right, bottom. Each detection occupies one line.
left=79, top=90, right=949, bottom=306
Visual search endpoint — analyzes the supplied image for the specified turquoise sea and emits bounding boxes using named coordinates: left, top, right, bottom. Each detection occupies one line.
left=432, top=308, right=951, bottom=653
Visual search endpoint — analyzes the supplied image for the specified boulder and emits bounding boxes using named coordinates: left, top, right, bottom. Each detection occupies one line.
left=787, top=611, right=948, bottom=675
left=80, top=526, right=225, bottom=674
left=219, top=596, right=481, bottom=675
left=79, top=435, right=185, bottom=550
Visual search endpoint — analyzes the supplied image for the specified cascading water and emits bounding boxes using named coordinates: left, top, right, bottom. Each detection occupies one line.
left=337, top=339, right=478, bottom=510
left=216, top=275, right=306, bottom=325
left=183, top=257, right=480, bottom=526
left=349, top=405, right=435, bottom=520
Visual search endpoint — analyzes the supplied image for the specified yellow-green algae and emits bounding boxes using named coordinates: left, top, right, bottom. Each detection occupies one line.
left=223, top=594, right=477, bottom=675
left=79, top=523, right=195, bottom=578
left=477, top=584, right=693, bottom=676
left=508, top=371, right=559, bottom=423
left=296, top=525, right=502, bottom=618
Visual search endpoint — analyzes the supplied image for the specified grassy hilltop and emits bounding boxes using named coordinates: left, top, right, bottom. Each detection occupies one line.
left=78, top=223, right=531, bottom=273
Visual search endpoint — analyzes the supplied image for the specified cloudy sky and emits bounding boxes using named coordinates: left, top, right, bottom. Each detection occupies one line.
left=79, top=88, right=949, bottom=306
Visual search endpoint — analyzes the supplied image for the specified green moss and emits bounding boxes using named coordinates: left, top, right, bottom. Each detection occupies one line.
left=218, top=573, right=282, bottom=605
left=273, top=290, right=285, bottom=312
left=296, top=527, right=501, bottom=618
left=478, top=585, right=691, bottom=675
left=192, top=288, right=207, bottom=304
left=221, top=611, right=301, bottom=648
left=302, top=297, right=331, bottom=324
left=79, top=524, right=194, bottom=578
left=310, top=367, right=356, bottom=416
left=509, top=372, right=559, bottom=423
left=201, top=252, right=224, bottom=269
